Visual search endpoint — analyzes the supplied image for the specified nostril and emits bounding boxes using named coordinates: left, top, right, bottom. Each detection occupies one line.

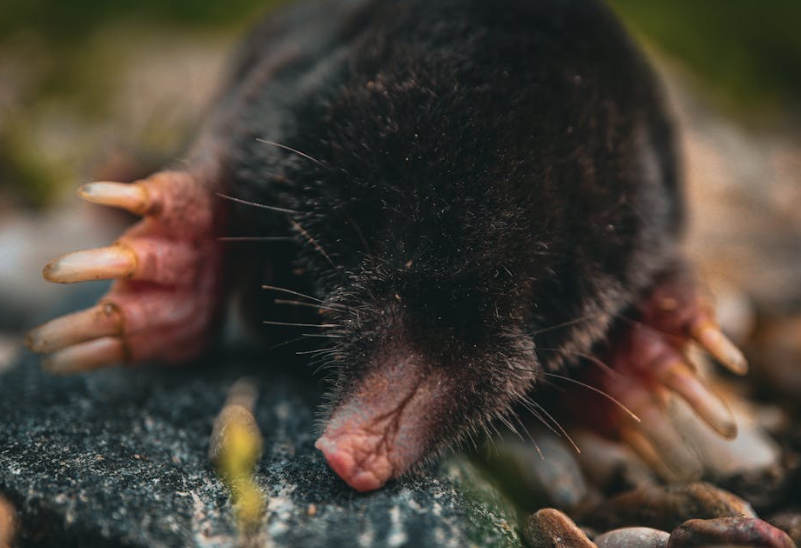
left=315, top=434, right=390, bottom=492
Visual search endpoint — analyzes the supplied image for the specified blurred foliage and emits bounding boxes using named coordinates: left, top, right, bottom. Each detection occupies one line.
left=0, top=0, right=286, bottom=207
left=0, top=0, right=281, bottom=40
left=608, top=0, right=801, bottom=117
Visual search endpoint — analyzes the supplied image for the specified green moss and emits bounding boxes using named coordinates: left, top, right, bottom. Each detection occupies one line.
left=445, top=456, right=522, bottom=548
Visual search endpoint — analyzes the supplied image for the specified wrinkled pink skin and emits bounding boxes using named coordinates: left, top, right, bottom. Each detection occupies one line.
left=314, top=357, right=445, bottom=491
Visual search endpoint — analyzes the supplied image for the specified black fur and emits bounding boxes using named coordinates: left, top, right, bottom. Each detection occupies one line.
left=192, top=0, right=682, bottom=463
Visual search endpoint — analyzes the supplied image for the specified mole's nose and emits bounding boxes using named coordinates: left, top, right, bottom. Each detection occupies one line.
left=315, top=434, right=390, bottom=492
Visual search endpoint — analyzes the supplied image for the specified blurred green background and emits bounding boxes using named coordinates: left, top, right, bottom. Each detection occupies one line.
left=0, top=0, right=799, bottom=207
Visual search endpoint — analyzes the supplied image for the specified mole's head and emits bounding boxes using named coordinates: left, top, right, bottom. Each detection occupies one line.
left=314, top=262, right=541, bottom=491
left=268, top=49, right=578, bottom=491
left=288, top=90, right=562, bottom=489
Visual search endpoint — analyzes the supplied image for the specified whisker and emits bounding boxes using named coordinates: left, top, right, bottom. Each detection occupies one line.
left=529, top=399, right=581, bottom=454
left=262, top=320, right=338, bottom=328
left=290, top=218, right=344, bottom=276
left=537, top=347, right=619, bottom=377
left=301, top=333, right=342, bottom=338
left=274, top=299, right=344, bottom=313
left=296, top=348, right=332, bottom=356
left=510, top=412, right=544, bottom=460
left=268, top=336, right=308, bottom=350
left=215, top=192, right=298, bottom=214
left=519, top=397, right=561, bottom=438
left=544, top=372, right=640, bottom=422
left=532, top=314, right=601, bottom=336
left=498, top=414, right=523, bottom=442
left=257, top=138, right=326, bottom=167
left=261, top=285, right=326, bottom=304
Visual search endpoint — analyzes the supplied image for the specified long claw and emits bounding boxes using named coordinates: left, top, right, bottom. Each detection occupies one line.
left=623, top=391, right=702, bottom=480
left=78, top=182, right=151, bottom=215
left=618, top=425, right=674, bottom=480
left=43, top=337, right=126, bottom=374
left=660, top=361, right=737, bottom=439
left=43, top=244, right=137, bottom=283
left=25, top=303, right=123, bottom=353
left=690, top=319, right=749, bottom=375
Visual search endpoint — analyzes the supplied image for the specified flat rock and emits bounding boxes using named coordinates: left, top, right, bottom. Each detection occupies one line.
left=0, top=296, right=520, bottom=548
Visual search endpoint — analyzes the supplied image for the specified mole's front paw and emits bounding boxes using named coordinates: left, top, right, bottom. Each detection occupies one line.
left=26, top=171, right=226, bottom=373
left=582, top=269, right=748, bottom=479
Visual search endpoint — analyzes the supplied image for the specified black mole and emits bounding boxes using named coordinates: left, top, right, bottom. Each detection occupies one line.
left=28, top=0, right=746, bottom=491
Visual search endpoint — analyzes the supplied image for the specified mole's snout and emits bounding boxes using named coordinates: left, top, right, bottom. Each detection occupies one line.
left=315, top=355, right=446, bottom=491
left=315, top=430, right=393, bottom=492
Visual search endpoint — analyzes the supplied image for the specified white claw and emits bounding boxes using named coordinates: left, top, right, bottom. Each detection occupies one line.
left=691, top=320, right=749, bottom=375
left=620, top=389, right=703, bottom=481
left=660, top=361, right=738, bottom=439
left=78, top=182, right=151, bottom=215
left=25, top=303, right=123, bottom=353
left=43, top=244, right=137, bottom=283
left=43, top=337, right=126, bottom=374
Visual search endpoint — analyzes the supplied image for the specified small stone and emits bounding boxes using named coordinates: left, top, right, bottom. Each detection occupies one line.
left=770, top=512, right=801, bottom=546
left=579, top=482, right=755, bottom=531
left=487, top=434, right=587, bottom=511
left=572, top=430, right=656, bottom=493
left=668, top=516, right=796, bottom=548
left=594, top=527, right=669, bottom=548
left=523, top=508, right=597, bottom=548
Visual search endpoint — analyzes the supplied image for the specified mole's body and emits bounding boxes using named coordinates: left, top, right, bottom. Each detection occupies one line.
left=28, top=0, right=746, bottom=491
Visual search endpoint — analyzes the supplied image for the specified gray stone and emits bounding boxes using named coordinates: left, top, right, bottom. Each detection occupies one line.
left=483, top=433, right=588, bottom=512
left=0, top=298, right=521, bottom=547
left=594, top=527, right=669, bottom=548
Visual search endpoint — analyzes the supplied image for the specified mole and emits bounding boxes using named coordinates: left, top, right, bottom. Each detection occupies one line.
left=25, top=0, right=748, bottom=492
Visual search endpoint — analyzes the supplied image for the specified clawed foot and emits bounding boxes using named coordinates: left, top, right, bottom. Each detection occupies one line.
left=574, top=269, right=748, bottom=478
left=26, top=172, right=226, bottom=373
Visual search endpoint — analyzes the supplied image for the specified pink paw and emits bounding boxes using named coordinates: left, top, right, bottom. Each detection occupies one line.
left=26, top=171, right=226, bottom=373
left=572, top=270, right=748, bottom=478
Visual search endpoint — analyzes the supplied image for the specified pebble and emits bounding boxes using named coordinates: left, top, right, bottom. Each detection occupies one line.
left=523, top=508, right=597, bottom=548
left=579, top=482, right=755, bottom=531
left=668, top=516, right=796, bottom=548
left=594, top=527, right=670, bottom=548
left=489, top=434, right=587, bottom=511
left=572, top=430, right=656, bottom=493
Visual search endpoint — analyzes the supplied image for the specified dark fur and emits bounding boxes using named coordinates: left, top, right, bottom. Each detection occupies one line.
left=191, top=0, right=682, bottom=464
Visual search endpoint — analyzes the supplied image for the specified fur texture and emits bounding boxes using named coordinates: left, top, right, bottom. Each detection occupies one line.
left=189, top=0, right=682, bottom=473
